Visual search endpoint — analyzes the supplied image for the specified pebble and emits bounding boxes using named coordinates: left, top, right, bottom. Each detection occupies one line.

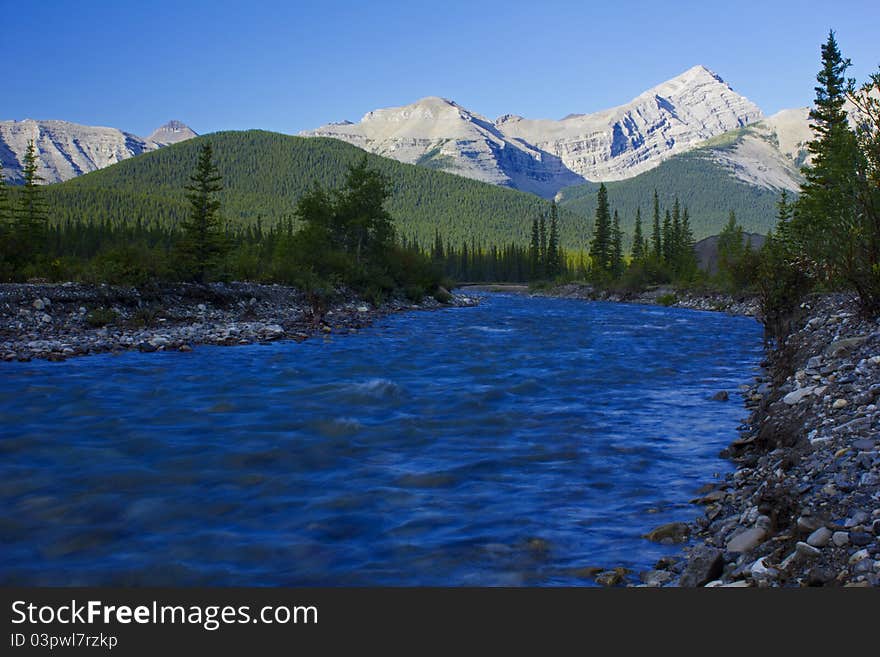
left=849, top=532, right=873, bottom=546
left=0, top=282, right=477, bottom=363
left=674, top=293, right=880, bottom=588
left=807, top=526, right=833, bottom=548
left=783, top=387, right=816, bottom=405
left=849, top=549, right=871, bottom=564
left=727, top=527, right=767, bottom=553
left=796, top=541, right=822, bottom=558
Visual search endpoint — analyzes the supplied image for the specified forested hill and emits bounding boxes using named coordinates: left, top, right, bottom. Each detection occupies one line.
left=556, top=147, right=784, bottom=241
left=41, top=131, right=592, bottom=250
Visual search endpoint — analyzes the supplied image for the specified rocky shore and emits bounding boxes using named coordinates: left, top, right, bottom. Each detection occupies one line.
left=0, top=282, right=477, bottom=363
left=641, top=293, right=880, bottom=587
left=534, top=282, right=759, bottom=317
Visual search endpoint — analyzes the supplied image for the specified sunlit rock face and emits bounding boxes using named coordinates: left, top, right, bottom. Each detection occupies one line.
left=0, top=119, right=196, bottom=184
left=303, top=65, right=765, bottom=197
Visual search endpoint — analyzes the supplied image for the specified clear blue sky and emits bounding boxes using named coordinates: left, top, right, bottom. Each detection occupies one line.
left=6, top=0, right=879, bottom=137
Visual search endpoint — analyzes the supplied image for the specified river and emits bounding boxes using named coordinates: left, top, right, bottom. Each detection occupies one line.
left=0, top=292, right=763, bottom=585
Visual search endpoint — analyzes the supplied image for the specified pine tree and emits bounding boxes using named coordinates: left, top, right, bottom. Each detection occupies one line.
left=610, top=210, right=624, bottom=277
left=16, top=140, right=49, bottom=259
left=547, top=202, right=560, bottom=278
left=677, top=206, right=697, bottom=278
left=0, top=161, right=8, bottom=275
left=847, top=70, right=880, bottom=308
left=538, top=214, right=547, bottom=276
left=661, top=209, right=672, bottom=264
left=590, top=183, right=612, bottom=273
left=529, top=217, right=540, bottom=279
left=671, top=196, right=682, bottom=263
left=631, top=206, right=644, bottom=262
left=432, top=228, right=444, bottom=261
left=460, top=240, right=470, bottom=281
left=651, top=189, right=662, bottom=260
left=179, top=142, right=227, bottom=282
left=774, top=190, right=794, bottom=243
left=0, top=160, right=8, bottom=224
left=717, top=210, right=744, bottom=282
left=793, top=31, right=863, bottom=294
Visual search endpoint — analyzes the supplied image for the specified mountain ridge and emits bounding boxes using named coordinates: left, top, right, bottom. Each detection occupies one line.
left=302, top=65, right=765, bottom=197
left=0, top=119, right=196, bottom=184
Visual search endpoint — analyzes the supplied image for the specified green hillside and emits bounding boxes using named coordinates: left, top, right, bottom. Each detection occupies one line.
left=42, top=131, right=593, bottom=250
left=557, top=146, right=789, bottom=241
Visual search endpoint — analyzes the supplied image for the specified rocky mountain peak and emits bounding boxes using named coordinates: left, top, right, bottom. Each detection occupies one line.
left=303, top=65, right=766, bottom=197
left=147, top=120, right=197, bottom=145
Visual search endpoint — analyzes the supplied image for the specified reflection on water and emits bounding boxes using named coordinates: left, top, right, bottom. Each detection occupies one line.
left=0, top=293, right=762, bottom=585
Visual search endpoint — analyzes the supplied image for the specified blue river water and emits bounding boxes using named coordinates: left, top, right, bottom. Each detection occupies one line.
left=0, top=293, right=763, bottom=585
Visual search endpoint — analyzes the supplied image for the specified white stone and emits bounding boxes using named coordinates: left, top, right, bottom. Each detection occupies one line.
left=783, top=387, right=816, bottom=405
left=849, top=549, right=870, bottom=564
left=750, top=557, right=771, bottom=576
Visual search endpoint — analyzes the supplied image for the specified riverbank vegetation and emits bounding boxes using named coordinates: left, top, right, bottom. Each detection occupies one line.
left=529, top=31, right=880, bottom=336
left=0, top=142, right=451, bottom=304
left=2, top=33, right=876, bottom=321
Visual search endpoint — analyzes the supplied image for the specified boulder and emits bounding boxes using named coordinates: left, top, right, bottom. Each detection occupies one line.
left=826, top=336, right=867, bottom=357
left=783, top=387, right=816, bottom=405
left=726, top=527, right=767, bottom=553
left=643, top=522, right=690, bottom=544
left=679, top=547, right=724, bottom=587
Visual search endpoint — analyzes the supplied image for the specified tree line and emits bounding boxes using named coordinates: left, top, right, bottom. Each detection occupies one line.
left=753, top=31, right=880, bottom=335
left=0, top=143, right=448, bottom=305
left=4, top=30, right=876, bottom=318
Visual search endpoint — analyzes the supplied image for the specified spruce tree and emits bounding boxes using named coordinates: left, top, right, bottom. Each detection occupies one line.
left=847, top=70, right=880, bottom=307
left=651, top=189, right=662, bottom=260
left=529, top=217, right=540, bottom=279
left=589, top=183, right=612, bottom=273
left=793, top=31, right=863, bottom=297
left=538, top=214, right=547, bottom=278
left=547, top=202, right=560, bottom=278
left=671, top=196, right=682, bottom=263
left=678, top=206, right=697, bottom=278
left=432, top=228, right=444, bottom=261
left=16, top=140, right=49, bottom=260
left=179, top=142, right=227, bottom=282
left=631, top=206, right=644, bottom=262
left=0, top=160, right=8, bottom=224
left=774, top=190, right=794, bottom=244
left=0, top=161, right=7, bottom=276
left=610, top=210, right=624, bottom=278
left=717, top=210, right=744, bottom=283
left=661, top=209, right=672, bottom=264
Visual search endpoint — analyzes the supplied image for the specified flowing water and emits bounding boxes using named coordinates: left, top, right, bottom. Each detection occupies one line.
left=0, top=293, right=763, bottom=585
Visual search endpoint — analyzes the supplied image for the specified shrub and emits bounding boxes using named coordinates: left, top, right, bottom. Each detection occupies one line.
left=85, top=307, right=118, bottom=327
left=433, top=286, right=453, bottom=303
left=404, top=285, right=425, bottom=303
